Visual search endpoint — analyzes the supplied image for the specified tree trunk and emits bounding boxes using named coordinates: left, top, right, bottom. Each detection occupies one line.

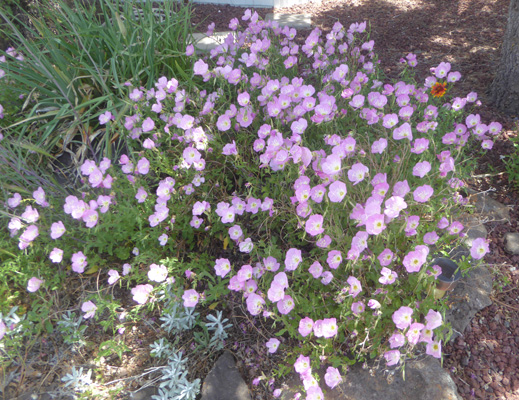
left=489, top=0, right=519, bottom=115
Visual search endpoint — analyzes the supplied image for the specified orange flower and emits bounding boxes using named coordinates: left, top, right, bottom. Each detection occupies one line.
left=431, top=82, right=447, bottom=98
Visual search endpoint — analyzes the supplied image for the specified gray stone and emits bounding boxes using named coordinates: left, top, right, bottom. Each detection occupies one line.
left=129, top=386, right=159, bottom=400
left=280, top=357, right=461, bottom=400
left=445, top=265, right=493, bottom=338
left=469, top=192, right=511, bottom=222
left=191, top=31, right=237, bottom=53
left=456, top=213, right=488, bottom=248
left=504, top=232, right=519, bottom=255
left=201, top=351, right=252, bottom=400
left=265, top=13, right=313, bottom=29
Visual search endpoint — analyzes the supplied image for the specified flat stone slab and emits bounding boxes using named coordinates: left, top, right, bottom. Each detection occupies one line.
left=265, top=13, right=312, bottom=29
left=468, top=191, right=511, bottom=222
left=445, top=265, right=493, bottom=338
left=504, top=232, right=519, bottom=255
left=192, top=31, right=237, bottom=53
left=201, top=351, right=251, bottom=400
left=280, top=357, right=461, bottom=400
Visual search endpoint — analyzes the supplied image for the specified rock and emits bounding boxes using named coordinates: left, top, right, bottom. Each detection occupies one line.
left=280, top=357, right=461, bottom=400
left=468, top=192, right=511, bottom=222
left=191, top=32, right=237, bottom=54
left=456, top=213, right=488, bottom=248
left=445, top=265, right=493, bottom=338
left=201, top=351, right=252, bottom=400
left=265, top=13, right=313, bottom=29
left=129, top=386, right=159, bottom=400
left=504, top=232, right=519, bottom=255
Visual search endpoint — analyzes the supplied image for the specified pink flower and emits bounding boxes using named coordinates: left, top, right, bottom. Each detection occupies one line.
left=217, top=114, right=232, bottom=131
left=266, top=338, right=280, bottom=353
left=148, top=264, right=168, bottom=282
left=285, top=248, right=302, bottom=271
left=0, top=321, right=6, bottom=340
left=107, top=270, right=120, bottom=285
left=123, top=263, right=132, bottom=275
left=378, top=249, right=394, bottom=266
left=371, top=138, right=388, bottom=154
left=326, top=250, right=342, bottom=270
left=448, top=221, right=464, bottom=235
left=351, top=301, right=365, bottom=316
left=413, top=185, right=434, bottom=203
left=392, top=306, right=413, bottom=330
left=348, top=162, right=369, bottom=185
left=7, top=193, right=22, bottom=208
left=347, top=276, right=362, bottom=297
left=321, top=271, right=333, bottom=285
left=237, top=265, right=253, bottom=283
left=263, top=256, right=280, bottom=272
left=425, top=309, right=443, bottom=330
left=50, top=221, right=66, bottom=240
left=27, top=277, right=43, bottom=292
left=321, top=317, right=338, bottom=338
left=308, top=261, right=323, bottom=278
left=132, top=284, right=153, bottom=304
left=246, top=293, right=265, bottom=315
left=403, top=249, right=426, bottom=273
left=426, top=340, right=442, bottom=358
left=366, top=213, right=386, bottom=235
left=193, top=59, right=209, bottom=75
left=33, top=187, right=49, bottom=207
left=82, top=210, right=99, bottom=228
left=81, top=300, right=97, bottom=319
left=49, top=248, right=63, bottom=263
left=71, top=251, right=87, bottom=273
left=141, top=117, right=155, bottom=132
left=327, top=180, right=347, bottom=202
left=294, top=354, right=311, bottom=374
left=305, top=214, right=324, bottom=236
left=407, top=322, right=425, bottom=345
left=470, top=237, right=489, bottom=260
left=268, top=282, right=285, bottom=302
left=379, top=267, right=398, bottom=285
left=214, top=258, right=231, bottom=278
left=389, top=331, right=406, bottom=348
left=437, top=217, right=450, bottom=229
left=182, top=289, right=200, bottom=307
left=136, top=157, right=150, bottom=175
left=185, top=44, right=194, bottom=56
left=239, top=238, right=254, bottom=253
left=384, top=350, right=401, bottom=366
left=393, top=122, right=413, bottom=140
left=21, top=205, right=39, bottom=223
left=423, top=231, right=439, bottom=245
left=222, top=140, right=238, bottom=155
left=99, top=111, right=113, bottom=125
left=412, top=161, right=431, bottom=178
left=277, top=295, right=295, bottom=315
left=324, top=366, right=342, bottom=388
left=298, top=317, right=314, bottom=337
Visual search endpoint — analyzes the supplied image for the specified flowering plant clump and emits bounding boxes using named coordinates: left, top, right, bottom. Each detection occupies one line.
left=0, top=9, right=499, bottom=397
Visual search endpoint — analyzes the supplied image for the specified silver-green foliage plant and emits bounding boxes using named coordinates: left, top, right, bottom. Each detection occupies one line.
left=61, top=366, right=93, bottom=394
left=206, top=310, right=232, bottom=350
left=56, top=311, right=87, bottom=349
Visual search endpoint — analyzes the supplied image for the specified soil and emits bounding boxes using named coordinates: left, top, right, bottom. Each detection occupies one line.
left=4, top=0, right=519, bottom=399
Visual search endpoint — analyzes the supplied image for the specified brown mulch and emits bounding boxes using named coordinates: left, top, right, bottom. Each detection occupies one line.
left=191, top=1, right=519, bottom=399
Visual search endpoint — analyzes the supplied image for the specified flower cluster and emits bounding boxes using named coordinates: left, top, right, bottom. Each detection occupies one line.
left=1, top=9, right=498, bottom=399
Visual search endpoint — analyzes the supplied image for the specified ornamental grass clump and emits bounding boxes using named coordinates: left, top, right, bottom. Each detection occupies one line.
left=0, top=9, right=501, bottom=398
